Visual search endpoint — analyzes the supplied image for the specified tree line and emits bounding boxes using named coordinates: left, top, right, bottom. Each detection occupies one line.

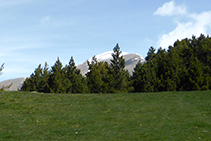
left=21, top=34, right=211, bottom=93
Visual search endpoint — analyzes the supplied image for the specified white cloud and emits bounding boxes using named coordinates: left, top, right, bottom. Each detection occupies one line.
left=190, top=12, right=211, bottom=30
left=155, top=1, right=211, bottom=48
left=154, top=1, right=186, bottom=16
left=158, top=22, right=193, bottom=48
left=157, top=11, right=211, bottom=48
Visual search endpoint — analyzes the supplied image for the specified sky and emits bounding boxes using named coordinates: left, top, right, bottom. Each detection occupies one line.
left=1, top=0, right=211, bottom=81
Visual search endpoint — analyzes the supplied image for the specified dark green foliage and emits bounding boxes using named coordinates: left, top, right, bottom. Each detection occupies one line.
left=86, top=44, right=131, bottom=93
left=132, top=61, right=143, bottom=92
left=109, top=44, right=130, bottom=92
left=20, top=78, right=30, bottom=91
left=132, top=61, right=158, bottom=92
left=21, top=57, right=88, bottom=93
left=39, top=62, right=52, bottom=93
left=21, top=64, right=43, bottom=91
left=21, top=63, right=52, bottom=92
left=132, top=34, right=211, bottom=92
left=65, top=56, right=88, bottom=93
left=86, top=56, right=110, bottom=93
left=145, top=46, right=156, bottom=62
left=48, top=58, right=68, bottom=93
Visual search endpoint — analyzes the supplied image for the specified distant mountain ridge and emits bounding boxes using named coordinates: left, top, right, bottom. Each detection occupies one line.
left=0, top=51, right=145, bottom=91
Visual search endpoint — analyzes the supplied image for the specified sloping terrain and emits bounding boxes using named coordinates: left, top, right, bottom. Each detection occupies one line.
left=0, top=91, right=210, bottom=140
left=0, top=77, right=26, bottom=91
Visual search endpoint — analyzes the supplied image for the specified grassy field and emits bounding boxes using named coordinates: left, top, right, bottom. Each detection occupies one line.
left=0, top=91, right=211, bottom=140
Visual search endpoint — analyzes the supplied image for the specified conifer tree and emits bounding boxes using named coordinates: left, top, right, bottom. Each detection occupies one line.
left=132, top=60, right=158, bottom=92
left=99, top=61, right=110, bottom=93
left=21, top=64, right=43, bottom=91
left=86, top=56, right=102, bottom=93
left=65, top=56, right=87, bottom=93
left=188, top=57, right=207, bottom=90
left=164, top=46, right=181, bottom=91
left=21, top=77, right=31, bottom=91
left=145, top=46, right=156, bottom=62
left=40, top=62, right=52, bottom=93
left=153, top=48, right=167, bottom=91
left=109, top=43, right=129, bottom=92
left=132, top=61, right=143, bottom=92
left=86, top=56, right=110, bottom=93
left=49, top=57, right=68, bottom=93
left=34, top=64, right=43, bottom=91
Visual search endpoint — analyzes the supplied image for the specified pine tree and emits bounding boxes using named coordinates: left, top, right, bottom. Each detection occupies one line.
left=164, top=46, right=181, bottom=91
left=21, top=77, right=31, bottom=91
left=34, top=64, right=43, bottom=91
left=21, top=64, right=43, bottom=91
left=154, top=47, right=167, bottom=91
left=132, top=61, right=143, bottom=92
left=99, top=61, right=111, bottom=93
left=65, top=56, right=87, bottom=93
left=133, top=61, right=158, bottom=92
left=188, top=57, right=207, bottom=90
left=40, top=62, right=52, bottom=93
left=109, top=43, right=129, bottom=92
left=145, top=46, right=156, bottom=62
left=193, top=34, right=211, bottom=67
left=49, top=57, right=67, bottom=93
left=86, top=56, right=102, bottom=93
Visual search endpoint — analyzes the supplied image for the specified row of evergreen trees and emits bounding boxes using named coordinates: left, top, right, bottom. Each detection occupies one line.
left=21, top=34, right=211, bottom=93
left=21, top=44, right=131, bottom=93
left=132, top=34, right=211, bottom=92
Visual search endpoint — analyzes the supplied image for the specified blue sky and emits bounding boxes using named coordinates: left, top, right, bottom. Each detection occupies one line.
left=1, top=0, right=211, bottom=81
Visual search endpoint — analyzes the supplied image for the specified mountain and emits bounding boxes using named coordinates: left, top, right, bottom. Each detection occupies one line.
left=77, top=51, right=145, bottom=75
left=0, top=77, right=26, bottom=91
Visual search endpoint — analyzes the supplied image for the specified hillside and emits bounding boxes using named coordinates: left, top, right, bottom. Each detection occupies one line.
left=0, top=77, right=26, bottom=91
left=0, top=91, right=210, bottom=140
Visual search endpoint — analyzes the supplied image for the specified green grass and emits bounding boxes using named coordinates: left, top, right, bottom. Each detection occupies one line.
left=0, top=91, right=211, bottom=140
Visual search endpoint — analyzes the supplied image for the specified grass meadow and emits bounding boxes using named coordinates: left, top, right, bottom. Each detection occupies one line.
left=0, top=91, right=211, bottom=140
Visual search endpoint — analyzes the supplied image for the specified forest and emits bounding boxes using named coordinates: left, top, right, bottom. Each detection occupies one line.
left=21, top=34, right=211, bottom=93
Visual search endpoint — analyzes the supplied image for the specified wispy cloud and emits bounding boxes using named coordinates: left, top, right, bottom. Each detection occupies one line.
left=155, top=1, right=211, bottom=48
left=154, top=1, right=186, bottom=16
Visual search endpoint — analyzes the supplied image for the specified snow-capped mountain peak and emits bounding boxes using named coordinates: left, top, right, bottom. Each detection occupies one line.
left=77, top=51, right=145, bottom=76
left=88, top=51, right=129, bottom=62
